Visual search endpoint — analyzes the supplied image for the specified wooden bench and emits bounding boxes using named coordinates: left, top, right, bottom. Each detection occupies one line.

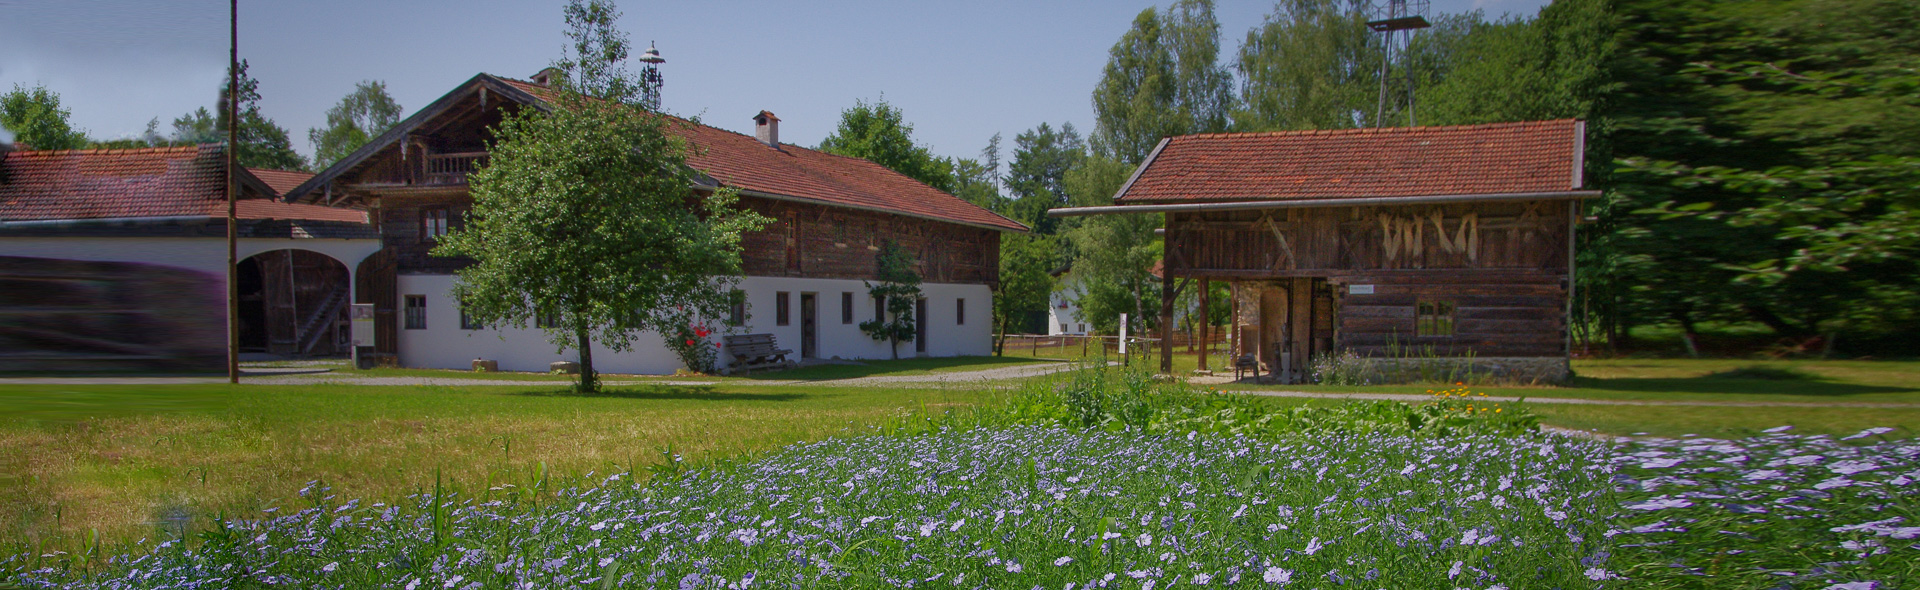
left=1233, top=353, right=1259, bottom=381
left=724, top=333, right=792, bottom=372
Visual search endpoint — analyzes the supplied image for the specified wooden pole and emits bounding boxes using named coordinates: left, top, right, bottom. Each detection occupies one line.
left=1197, top=279, right=1210, bottom=372
left=226, top=0, right=239, bottom=384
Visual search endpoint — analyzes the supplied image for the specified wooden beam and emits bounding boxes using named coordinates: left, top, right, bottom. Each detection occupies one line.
left=1161, top=213, right=1176, bottom=374
left=1198, top=279, right=1210, bottom=372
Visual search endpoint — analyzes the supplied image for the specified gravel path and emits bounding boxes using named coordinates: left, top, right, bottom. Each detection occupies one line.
left=230, top=360, right=1088, bottom=387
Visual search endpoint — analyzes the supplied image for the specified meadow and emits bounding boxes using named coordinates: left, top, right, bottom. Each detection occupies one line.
left=2, top=357, right=1916, bottom=588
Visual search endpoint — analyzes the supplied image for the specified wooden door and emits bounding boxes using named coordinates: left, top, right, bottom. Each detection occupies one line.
left=800, top=293, right=817, bottom=359
left=354, top=249, right=398, bottom=355
left=915, top=298, right=928, bottom=354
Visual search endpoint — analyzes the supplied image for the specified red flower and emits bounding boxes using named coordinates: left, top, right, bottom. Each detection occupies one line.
left=685, top=339, right=697, bottom=346
left=713, top=341, right=722, bottom=348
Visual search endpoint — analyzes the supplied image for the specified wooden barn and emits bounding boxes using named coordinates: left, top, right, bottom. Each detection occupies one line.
left=1053, top=120, right=1594, bottom=383
left=280, top=72, right=1025, bottom=373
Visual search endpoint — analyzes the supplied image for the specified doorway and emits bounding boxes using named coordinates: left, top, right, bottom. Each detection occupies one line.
left=915, top=298, right=928, bottom=354
left=1239, top=277, right=1335, bottom=383
left=799, top=292, right=818, bottom=359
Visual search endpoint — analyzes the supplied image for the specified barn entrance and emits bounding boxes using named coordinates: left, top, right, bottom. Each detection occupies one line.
left=236, top=249, right=351, bottom=356
left=1231, top=277, right=1336, bottom=383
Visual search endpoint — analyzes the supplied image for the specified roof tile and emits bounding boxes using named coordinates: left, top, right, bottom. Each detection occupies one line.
left=1116, top=120, right=1583, bottom=203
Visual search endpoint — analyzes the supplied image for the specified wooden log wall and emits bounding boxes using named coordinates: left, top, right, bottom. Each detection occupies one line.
left=1332, top=272, right=1566, bottom=358
left=738, top=198, right=1001, bottom=286
left=1167, top=201, right=1569, bottom=276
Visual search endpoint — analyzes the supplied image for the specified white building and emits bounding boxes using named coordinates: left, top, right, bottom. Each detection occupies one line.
left=0, top=144, right=381, bottom=371
left=280, top=73, right=1026, bottom=373
left=1048, top=265, right=1089, bottom=336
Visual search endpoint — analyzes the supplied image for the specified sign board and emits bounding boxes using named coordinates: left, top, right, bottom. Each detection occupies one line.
left=1349, top=284, right=1376, bottom=295
left=349, top=303, right=376, bottom=348
left=349, top=303, right=376, bottom=320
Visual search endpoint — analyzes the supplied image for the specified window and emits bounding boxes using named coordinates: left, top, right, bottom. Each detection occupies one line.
left=1078, top=323, right=1086, bottom=334
left=535, top=309, right=561, bottom=329
left=727, top=289, right=747, bottom=326
left=841, top=292, right=854, bottom=324
left=956, top=298, right=966, bottom=325
left=404, top=295, right=427, bottom=329
left=1416, top=300, right=1456, bottom=337
left=1061, top=323, right=1069, bottom=333
left=775, top=291, right=790, bottom=326
left=419, top=206, right=449, bottom=241
left=873, top=294, right=884, bottom=323
left=459, top=302, right=482, bottom=330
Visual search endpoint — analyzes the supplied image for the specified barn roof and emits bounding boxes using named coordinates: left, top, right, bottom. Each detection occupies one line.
left=284, top=73, right=1026, bottom=233
left=246, top=167, right=315, bottom=197
left=1112, top=120, right=1587, bottom=204
left=0, top=145, right=366, bottom=225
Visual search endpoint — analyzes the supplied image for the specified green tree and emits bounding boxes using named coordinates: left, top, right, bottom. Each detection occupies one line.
left=817, top=98, right=956, bottom=192
left=308, top=81, right=403, bottom=168
left=1063, top=156, right=1163, bottom=334
left=1606, top=0, right=1920, bottom=351
left=993, top=234, right=1059, bottom=351
left=553, top=0, right=644, bottom=105
left=437, top=0, right=771, bottom=392
left=0, top=84, right=88, bottom=150
left=1091, top=0, right=1235, bottom=163
left=438, top=96, right=767, bottom=392
left=858, top=242, right=923, bottom=360
left=1003, top=122, right=1088, bottom=233
left=171, top=108, right=219, bottom=144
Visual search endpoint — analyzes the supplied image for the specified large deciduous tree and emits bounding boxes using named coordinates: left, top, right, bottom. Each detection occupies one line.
left=0, top=84, right=88, bottom=150
left=818, top=98, right=956, bottom=192
left=308, top=81, right=403, bottom=168
left=993, top=234, right=1059, bottom=351
left=1091, top=0, right=1234, bottom=164
left=216, top=60, right=307, bottom=171
left=436, top=0, right=769, bottom=392
left=1003, top=122, right=1087, bottom=234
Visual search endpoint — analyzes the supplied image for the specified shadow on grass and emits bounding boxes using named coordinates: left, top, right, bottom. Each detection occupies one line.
left=1567, top=375, right=1915, bottom=397
left=511, top=384, right=810, bottom=402
left=742, top=355, right=1053, bottom=381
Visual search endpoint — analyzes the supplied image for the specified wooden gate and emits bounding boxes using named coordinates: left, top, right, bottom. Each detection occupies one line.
left=354, top=249, right=398, bottom=355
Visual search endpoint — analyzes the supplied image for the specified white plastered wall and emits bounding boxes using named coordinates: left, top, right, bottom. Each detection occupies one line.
left=393, top=273, right=994, bottom=374
left=0, top=237, right=382, bottom=283
left=1048, top=273, right=1088, bottom=335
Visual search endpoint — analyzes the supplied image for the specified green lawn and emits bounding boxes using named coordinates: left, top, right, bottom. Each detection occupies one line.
left=0, top=381, right=998, bottom=553
left=262, top=354, right=1058, bottom=384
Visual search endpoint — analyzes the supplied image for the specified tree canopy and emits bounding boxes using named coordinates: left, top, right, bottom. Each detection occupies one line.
left=0, top=84, right=88, bottom=150
left=1091, top=0, right=1235, bottom=163
left=308, top=81, right=403, bottom=168
left=817, top=98, right=956, bottom=192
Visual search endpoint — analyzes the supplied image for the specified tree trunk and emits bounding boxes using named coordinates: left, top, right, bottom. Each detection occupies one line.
left=575, top=327, right=598, bottom=393
left=1676, top=312, right=1701, bottom=358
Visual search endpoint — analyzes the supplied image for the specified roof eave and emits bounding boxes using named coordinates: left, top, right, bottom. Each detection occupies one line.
left=1048, top=190, right=1604, bottom=218
left=716, top=187, right=1028, bottom=234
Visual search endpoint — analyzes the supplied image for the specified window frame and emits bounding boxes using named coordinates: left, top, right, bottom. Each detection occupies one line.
left=459, top=301, right=483, bottom=330
left=1415, top=299, right=1457, bottom=337
left=775, top=291, right=790, bottom=326
left=956, top=298, right=965, bottom=326
left=727, top=289, right=747, bottom=327
left=419, top=206, right=450, bottom=241
left=841, top=292, right=854, bottom=325
left=403, top=295, right=427, bottom=330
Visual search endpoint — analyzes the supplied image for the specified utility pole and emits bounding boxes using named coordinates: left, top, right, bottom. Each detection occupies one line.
left=226, top=0, right=240, bottom=384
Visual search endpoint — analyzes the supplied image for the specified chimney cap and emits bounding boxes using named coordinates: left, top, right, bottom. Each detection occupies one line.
left=754, top=110, right=780, bottom=123
left=529, top=67, right=565, bottom=87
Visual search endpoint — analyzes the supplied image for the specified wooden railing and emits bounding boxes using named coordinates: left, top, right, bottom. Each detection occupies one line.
left=422, top=151, right=488, bottom=185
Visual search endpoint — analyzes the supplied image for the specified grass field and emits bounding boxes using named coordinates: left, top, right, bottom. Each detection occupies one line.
left=269, top=354, right=1057, bottom=384
left=4, top=354, right=1916, bottom=566
left=0, top=380, right=998, bottom=554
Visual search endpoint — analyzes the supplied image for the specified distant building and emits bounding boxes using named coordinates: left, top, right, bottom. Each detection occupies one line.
left=1046, top=265, right=1088, bottom=336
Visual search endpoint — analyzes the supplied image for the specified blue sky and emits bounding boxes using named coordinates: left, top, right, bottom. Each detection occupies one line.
left=2, top=0, right=1551, bottom=167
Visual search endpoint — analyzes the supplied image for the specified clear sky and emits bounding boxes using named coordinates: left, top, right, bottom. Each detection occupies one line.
left=2, top=0, right=1551, bottom=168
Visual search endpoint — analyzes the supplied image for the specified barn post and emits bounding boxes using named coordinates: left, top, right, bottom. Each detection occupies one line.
left=1197, top=279, right=1210, bottom=372
left=1160, top=213, right=1176, bottom=374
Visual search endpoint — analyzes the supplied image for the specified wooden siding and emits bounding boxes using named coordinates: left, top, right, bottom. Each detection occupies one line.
left=738, top=198, right=1000, bottom=286
left=1165, top=201, right=1569, bottom=277
left=1331, top=272, right=1566, bottom=358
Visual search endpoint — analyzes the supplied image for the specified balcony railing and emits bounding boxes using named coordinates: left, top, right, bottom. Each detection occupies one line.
left=422, top=151, right=488, bottom=185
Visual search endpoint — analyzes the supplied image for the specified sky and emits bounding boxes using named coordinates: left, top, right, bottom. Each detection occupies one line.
left=1, top=0, right=1552, bottom=168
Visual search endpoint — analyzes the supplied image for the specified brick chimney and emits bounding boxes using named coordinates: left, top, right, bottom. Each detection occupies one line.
left=754, top=111, right=780, bottom=148
left=529, top=67, right=564, bottom=87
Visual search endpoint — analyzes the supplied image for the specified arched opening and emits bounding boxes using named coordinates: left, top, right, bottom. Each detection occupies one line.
left=236, top=249, right=351, bottom=357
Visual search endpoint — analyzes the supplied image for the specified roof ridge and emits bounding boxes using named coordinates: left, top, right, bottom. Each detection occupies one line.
left=2, top=144, right=209, bottom=157
left=1176, top=119, right=1578, bottom=141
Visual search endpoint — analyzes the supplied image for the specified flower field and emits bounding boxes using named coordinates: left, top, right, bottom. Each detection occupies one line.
left=6, top=367, right=1915, bottom=589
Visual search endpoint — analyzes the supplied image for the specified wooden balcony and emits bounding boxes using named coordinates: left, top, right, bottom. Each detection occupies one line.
left=422, top=151, right=488, bottom=185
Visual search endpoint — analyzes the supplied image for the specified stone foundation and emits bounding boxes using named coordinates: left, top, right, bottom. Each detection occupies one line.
left=1352, top=357, right=1569, bottom=385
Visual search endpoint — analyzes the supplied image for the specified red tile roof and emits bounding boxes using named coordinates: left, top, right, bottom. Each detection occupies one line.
left=247, top=168, right=315, bottom=197
left=494, top=77, right=1026, bottom=232
left=0, top=145, right=364, bottom=224
left=1114, top=120, right=1584, bottom=203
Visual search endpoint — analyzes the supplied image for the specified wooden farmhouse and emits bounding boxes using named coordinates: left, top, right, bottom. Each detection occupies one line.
left=280, top=72, right=1026, bottom=373
left=0, top=144, right=380, bottom=371
left=1053, top=120, right=1594, bottom=383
